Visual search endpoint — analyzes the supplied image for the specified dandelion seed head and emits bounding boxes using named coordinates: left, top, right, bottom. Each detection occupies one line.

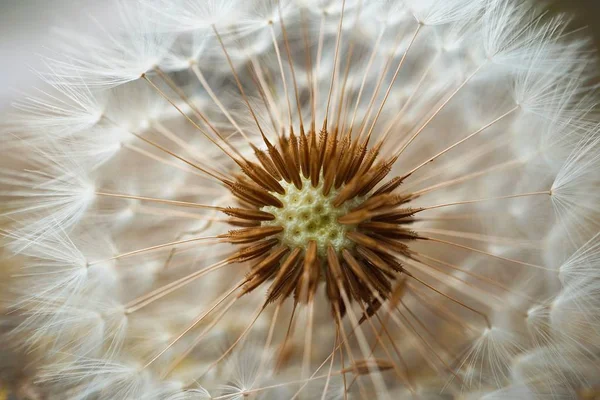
left=1, top=0, right=599, bottom=398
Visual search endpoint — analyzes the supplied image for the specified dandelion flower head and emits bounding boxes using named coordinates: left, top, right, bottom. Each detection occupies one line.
left=1, top=0, right=600, bottom=399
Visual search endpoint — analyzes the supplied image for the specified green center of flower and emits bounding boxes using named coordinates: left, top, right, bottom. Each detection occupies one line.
left=262, top=177, right=363, bottom=256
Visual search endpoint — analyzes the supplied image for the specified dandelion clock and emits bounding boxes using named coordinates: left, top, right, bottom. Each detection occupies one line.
left=1, top=0, right=599, bottom=399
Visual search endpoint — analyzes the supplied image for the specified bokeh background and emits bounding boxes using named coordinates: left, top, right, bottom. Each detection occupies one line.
left=0, top=0, right=112, bottom=109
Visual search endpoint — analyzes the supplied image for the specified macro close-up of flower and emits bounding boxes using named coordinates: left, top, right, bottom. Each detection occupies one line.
left=1, top=0, right=600, bottom=399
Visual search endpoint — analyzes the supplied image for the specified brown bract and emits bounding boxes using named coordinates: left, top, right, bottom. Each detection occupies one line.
left=216, top=124, right=420, bottom=320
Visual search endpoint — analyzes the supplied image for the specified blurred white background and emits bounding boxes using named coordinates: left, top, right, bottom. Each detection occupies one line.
left=0, top=0, right=113, bottom=109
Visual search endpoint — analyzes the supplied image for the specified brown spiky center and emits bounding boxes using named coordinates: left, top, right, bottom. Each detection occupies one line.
left=219, top=126, right=419, bottom=313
